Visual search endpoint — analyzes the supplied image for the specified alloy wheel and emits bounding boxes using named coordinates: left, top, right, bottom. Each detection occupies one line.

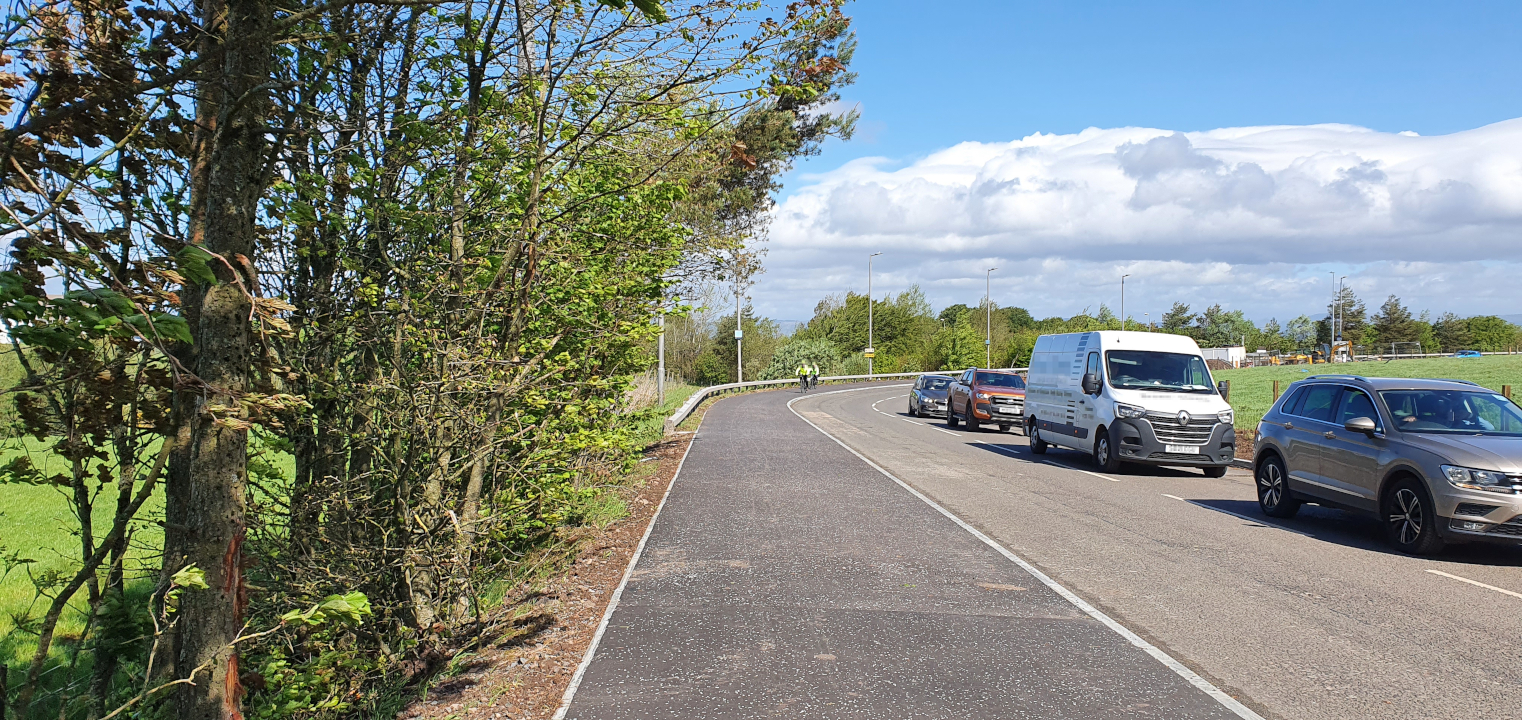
left=1390, top=488, right=1423, bottom=545
left=1259, top=462, right=1284, bottom=509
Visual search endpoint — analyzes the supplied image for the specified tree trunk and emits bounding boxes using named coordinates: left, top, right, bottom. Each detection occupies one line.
left=168, top=0, right=271, bottom=714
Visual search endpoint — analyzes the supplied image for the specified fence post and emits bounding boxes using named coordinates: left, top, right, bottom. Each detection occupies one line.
left=1504, top=385, right=1513, bottom=400
left=1272, top=380, right=1280, bottom=401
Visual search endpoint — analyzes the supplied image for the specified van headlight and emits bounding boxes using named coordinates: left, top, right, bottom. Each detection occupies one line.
left=1116, top=402, right=1146, bottom=419
left=1217, top=409, right=1234, bottom=425
left=1442, top=465, right=1519, bottom=494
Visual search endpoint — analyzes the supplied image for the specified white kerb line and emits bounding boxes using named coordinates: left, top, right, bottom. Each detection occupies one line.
left=552, top=419, right=702, bottom=719
left=787, top=388, right=1266, bottom=720
left=1426, top=569, right=1522, bottom=600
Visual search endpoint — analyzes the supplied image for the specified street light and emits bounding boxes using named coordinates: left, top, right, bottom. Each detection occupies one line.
left=1120, top=273, right=1131, bottom=331
left=985, top=267, right=998, bottom=368
left=868, top=252, right=882, bottom=378
left=1144, top=312, right=1149, bottom=330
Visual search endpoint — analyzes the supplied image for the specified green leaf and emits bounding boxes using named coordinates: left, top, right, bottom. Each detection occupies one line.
left=176, top=245, right=220, bottom=286
left=171, top=565, right=210, bottom=591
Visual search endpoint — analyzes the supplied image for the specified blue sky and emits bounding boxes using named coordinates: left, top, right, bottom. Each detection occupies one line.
left=794, top=0, right=1522, bottom=177
left=757, top=0, right=1522, bottom=325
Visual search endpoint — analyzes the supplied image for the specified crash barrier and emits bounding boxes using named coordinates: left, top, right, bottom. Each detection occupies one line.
left=664, top=368, right=1029, bottom=434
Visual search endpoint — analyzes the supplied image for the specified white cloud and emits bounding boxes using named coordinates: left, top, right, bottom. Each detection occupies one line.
left=758, top=119, right=1522, bottom=323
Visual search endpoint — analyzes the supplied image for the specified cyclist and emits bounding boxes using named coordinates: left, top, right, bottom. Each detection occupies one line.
left=808, top=363, right=820, bottom=391
left=796, top=363, right=810, bottom=392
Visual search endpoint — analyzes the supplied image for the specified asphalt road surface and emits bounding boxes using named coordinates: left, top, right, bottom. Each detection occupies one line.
left=562, top=383, right=1263, bottom=720
left=778, top=383, right=1522, bottom=720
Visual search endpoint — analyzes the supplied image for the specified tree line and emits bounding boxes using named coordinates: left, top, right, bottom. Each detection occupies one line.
left=0, top=0, right=856, bottom=717
left=662, top=286, right=1522, bottom=383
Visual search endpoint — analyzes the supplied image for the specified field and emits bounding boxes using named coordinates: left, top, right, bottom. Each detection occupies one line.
left=1214, top=354, right=1522, bottom=430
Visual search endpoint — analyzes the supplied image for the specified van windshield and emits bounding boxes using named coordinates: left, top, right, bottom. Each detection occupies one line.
left=1106, top=351, right=1216, bottom=393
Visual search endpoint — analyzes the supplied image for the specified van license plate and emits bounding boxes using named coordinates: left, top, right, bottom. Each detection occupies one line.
left=1165, top=445, right=1200, bottom=454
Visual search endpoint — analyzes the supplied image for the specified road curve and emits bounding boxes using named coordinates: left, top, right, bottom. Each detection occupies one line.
left=794, top=383, right=1522, bottom=720
left=561, top=383, right=1251, bottom=719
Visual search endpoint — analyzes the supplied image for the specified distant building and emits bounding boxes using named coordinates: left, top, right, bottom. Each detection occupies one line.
left=1200, top=346, right=1246, bottom=368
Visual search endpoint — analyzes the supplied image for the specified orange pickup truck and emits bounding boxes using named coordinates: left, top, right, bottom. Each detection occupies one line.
left=946, top=367, right=1027, bottom=433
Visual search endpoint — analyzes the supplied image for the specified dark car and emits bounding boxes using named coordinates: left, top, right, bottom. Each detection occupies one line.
left=947, top=368, right=1026, bottom=432
left=1253, top=375, right=1522, bottom=554
left=909, top=375, right=954, bottom=417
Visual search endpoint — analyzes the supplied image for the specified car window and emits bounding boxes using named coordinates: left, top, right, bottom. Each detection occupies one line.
left=975, top=372, right=1026, bottom=388
left=1335, top=388, right=1380, bottom=430
left=1295, top=385, right=1342, bottom=423
left=926, top=377, right=951, bottom=390
left=1381, top=390, right=1522, bottom=436
left=1278, top=386, right=1307, bottom=415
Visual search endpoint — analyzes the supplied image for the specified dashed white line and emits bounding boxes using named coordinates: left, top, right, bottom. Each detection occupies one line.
left=1426, top=569, right=1522, bottom=600
left=1162, top=494, right=1184, bottom=501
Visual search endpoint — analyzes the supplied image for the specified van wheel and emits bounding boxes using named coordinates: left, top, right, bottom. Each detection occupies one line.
left=1256, top=456, right=1300, bottom=518
left=1383, top=477, right=1444, bottom=555
left=1029, top=424, right=1048, bottom=454
left=1093, top=428, right=1122, bottom=472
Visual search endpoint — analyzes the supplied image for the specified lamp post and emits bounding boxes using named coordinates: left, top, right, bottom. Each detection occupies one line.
left=985, top=267, right=998, bottom=367
left=735, top=281, right=743, bottom=382
left=868, top=252, right=882, bottom=378
left=1120, top=273, right=1131, bottom=330
left=657, top=307, right=665, bottom=404
left=1144, top=312, right=1149, bottom=330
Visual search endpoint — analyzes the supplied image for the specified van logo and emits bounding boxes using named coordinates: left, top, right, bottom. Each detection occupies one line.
left=1177, top=411, right=1191, bottom=426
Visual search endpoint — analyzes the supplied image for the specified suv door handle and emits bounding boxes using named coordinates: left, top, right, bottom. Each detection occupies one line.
left=1323, top=431, right=1336, bottom=438
left=1283, top=422, right=1293, bottom=429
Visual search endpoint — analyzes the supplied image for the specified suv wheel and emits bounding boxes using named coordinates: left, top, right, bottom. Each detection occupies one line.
left=1383, top=477, right=1444, bottom=555
left=1092, top=428, right=1121, bottom=472
left=965, top=405, right=981, bottom=431
left=1029, top=423, right=1047, bottom=454
left=1256, top=456, right=1300, bottom=518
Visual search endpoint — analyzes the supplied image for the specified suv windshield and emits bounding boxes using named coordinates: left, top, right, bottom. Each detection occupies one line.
left=1380, top=390, right=1522, bottom=436
left=924, top=377, right=951, bottom=390
left=1106, top=351, right=1216, bottom=393
left=975, top=372, right=1026, bottom=388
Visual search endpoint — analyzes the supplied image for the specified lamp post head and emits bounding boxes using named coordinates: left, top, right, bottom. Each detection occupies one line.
left=870, top=252, right=882, bottom=258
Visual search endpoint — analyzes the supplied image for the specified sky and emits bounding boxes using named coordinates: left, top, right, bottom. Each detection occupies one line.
left=753, top=0, right=1522, bottom=327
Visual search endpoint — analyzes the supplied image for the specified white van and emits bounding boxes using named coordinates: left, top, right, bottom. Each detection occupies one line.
left=1023, top=331, right=1235, bottom=476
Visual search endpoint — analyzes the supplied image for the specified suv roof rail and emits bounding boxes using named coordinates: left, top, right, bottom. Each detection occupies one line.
left=1435, top=378, right=1481, bottom=386
left=1308, top=374, right=1368, bottom=382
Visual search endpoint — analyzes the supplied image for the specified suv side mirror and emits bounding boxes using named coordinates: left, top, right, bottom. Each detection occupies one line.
left=1344, top=416, right=1378, bottom=435
left=1081, top=373, right=1100, bottom=395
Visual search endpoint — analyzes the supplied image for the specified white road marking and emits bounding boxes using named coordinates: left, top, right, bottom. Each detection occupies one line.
left=788, top=387, right=1266, bottom=720
left=1426, top=569, right=1522, bottom=601
left=554, top=412, right=700, bottom=718
left=1162, top=494, right=1184, bottom=500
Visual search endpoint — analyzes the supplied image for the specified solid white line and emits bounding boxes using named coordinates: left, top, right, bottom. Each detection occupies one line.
left=1426, top=569, right=1522, bottom=600
left=787, top=387, right=1266, bottom=720
left=1162, top=494, right=1184, bottom=501
left=553, top=418, right=702, bottom=719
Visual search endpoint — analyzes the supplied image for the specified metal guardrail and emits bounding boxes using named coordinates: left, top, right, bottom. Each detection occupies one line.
left=663, top=368, right=1029, bottom=433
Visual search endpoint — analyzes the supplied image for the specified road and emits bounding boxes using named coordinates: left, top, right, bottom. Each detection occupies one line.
left=793, top=383, right=1522, bottom=720
left=561, top=382, right=1522, bottom=720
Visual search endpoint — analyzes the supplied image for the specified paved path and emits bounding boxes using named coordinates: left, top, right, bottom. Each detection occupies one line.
left=562, top=384, right=1250, bottom=719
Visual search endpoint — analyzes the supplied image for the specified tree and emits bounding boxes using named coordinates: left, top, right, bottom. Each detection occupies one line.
left=933, top=313, right=985, bottom=371
left=1468, top=316, right=1519, bottom=352
left=1285, top=315, right=1316, bottom=351
left=1326, top=286, right=1367, bottom=343
left=761, top=339, right=844, bottom=380
left=1161, top=302, right=1197, bottom=335
left=1433, top=312, right=1475, bottom=352
left=1370, top=295, right=1420, bottom=347
left=938, top=303, right=973, bottom=325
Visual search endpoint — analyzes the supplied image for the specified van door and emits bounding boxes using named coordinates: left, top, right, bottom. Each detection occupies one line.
left=1079, top=351, right=1100, bottom=429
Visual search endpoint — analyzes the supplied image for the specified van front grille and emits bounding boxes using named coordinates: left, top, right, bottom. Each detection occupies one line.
left=1144, top=411, right=1218, bottom=446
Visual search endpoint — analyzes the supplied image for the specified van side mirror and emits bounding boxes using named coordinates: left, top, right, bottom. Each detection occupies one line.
left=1081, top=373, right=1100, bottom=395
left=1217, top=380, right=1230, bottom=400
left=1344, top=416, right=1378, bottom=435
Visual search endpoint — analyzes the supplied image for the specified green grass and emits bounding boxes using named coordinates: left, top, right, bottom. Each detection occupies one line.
left=630, top=382, right=700, bottom=446
left=1215, top=354, right=1522, bottom=430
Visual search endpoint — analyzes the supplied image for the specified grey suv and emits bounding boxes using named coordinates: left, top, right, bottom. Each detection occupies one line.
left=1253, top=375, right=1522, bottom=554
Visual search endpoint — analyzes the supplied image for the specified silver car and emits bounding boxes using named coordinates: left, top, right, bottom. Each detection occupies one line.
left=909, top=375, right=954, bottom=418
left=1253, top=375, right=1522, bottom=554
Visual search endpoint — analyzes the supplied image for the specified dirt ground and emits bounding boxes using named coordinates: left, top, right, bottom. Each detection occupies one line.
left=395, top=431, right=694, bottom=720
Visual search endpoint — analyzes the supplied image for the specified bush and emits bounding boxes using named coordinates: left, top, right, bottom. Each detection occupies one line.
left=760, top=339, right=844, bottom=380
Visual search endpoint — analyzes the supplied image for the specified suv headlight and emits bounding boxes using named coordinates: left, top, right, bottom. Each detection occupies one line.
left=1116, top=402, right=1146, bottom=419
left=976, top=392, right=990, bottom=399
left=1218, top=409, right=1234, bottom=425
left=1442, top=465, right=1520, bottom=494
